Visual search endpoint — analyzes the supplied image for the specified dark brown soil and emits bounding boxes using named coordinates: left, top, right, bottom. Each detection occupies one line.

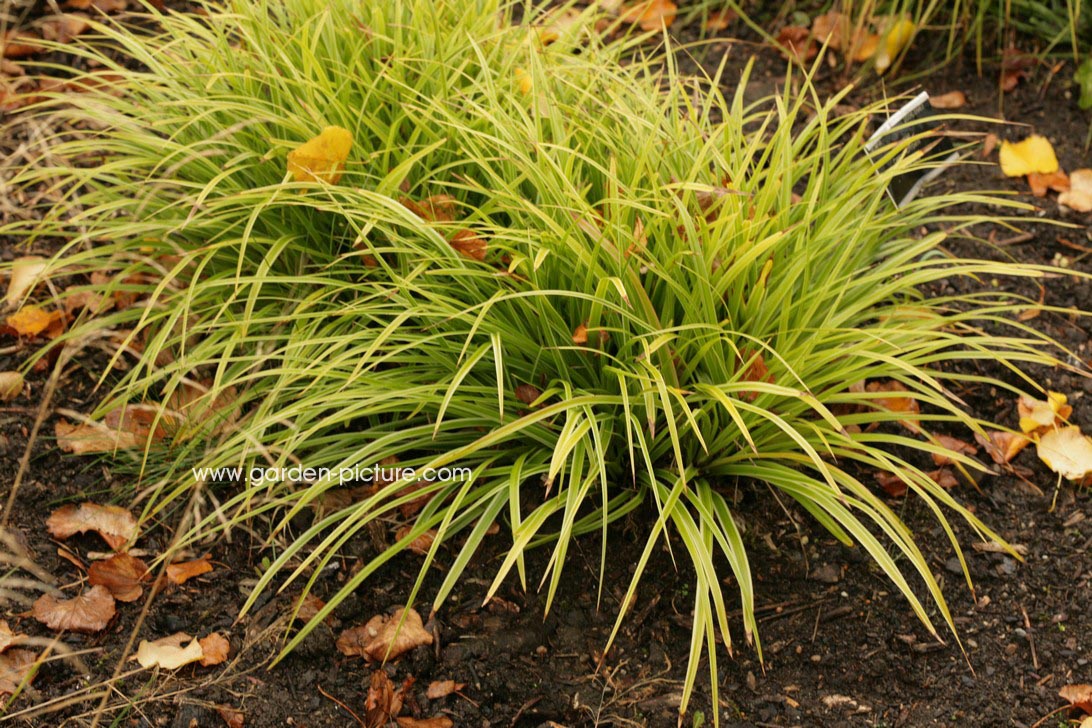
left=2, top=5, right=1090, bottom=728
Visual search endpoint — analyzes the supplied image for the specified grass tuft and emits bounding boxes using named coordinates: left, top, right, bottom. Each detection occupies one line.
left=4, top=0, right=1085, bottom=719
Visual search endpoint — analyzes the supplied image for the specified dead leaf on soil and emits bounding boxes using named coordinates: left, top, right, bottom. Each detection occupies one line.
left=928, top=468, right=959, bottom=490
left=39, top=14, right=91, bottom=43
left=33, top=585, right=116, bottom=633
left=930, top=434, right=978, bottom=466
left=874, top=17, right=915, bottom=74
left=865, top=380, right=921, bottom=433
left=216, top=705, right=245, bottom=728
left=1027, top=169, right=1070, bottom=197
left=46, top=502, right=138, bottom=550
left=448, top=229, right=487, bottom=261
left=5, top=304, right=64, bottom=338
left=198, top=633, right=230, bottom=666
left=515, top=383, right=542, bottom=407
left=737, top=349, right=775, bottom=401
left=394, top=526, right=437, bottom=555
left=974, top=430, right=1031, bottom=464
left=426, top=679, right=464, bottom=699
left=1, top=31, right=42, bottom=59
left=88, top=552, right=150, bottom=602
left=396, top=718, right=454, bottom=728
left=619, top=0, right=677, bottom=32
left=999, top=135, right=1059, bottom=177
left=703, top=9, right=736, bottom=32
left=166, top=554, right=213, bottom=585
left=286, top=126, right=352, bottom=184
left=401, top=194, right=457, bottom=223
left=775, top=25, right=814, bottom=63
left=0, top=649, right=38, bottom=695
left=1059, top=683, right=1092, bottom=713
left=874, top=471, right=908, bottom=497
left=1058, top=169, right=1092, bottom=212
left=1037, top=426, right=1092, bottom=481
left=336, top=607, right=432, bottom=662
left=4, top=256, right=47, bottom=307
left=0, top=371, right=23, bottom=402
left=929, top=91, right=967, bottom=109
left=0, top=621, right=26, bottom=653
left=365, top=669, right=404, bottom=724
left=134, top=633, right=204, bottom=669
left=1017, top=391, right=1071, bottom=434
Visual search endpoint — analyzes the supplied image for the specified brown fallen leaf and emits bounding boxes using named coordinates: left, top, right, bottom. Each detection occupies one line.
left=394, top=526, right=437, bottom=555
left=738, top=349, right=775, bottom=402
left=982, top=132, right=999, bottom=158
left=619, top=0, right=677, bottom=32
left=0, top=649, right=38, bottom=695
left=198, top=633, right=230, bottom=666
left=1017, top=391, right=1071, bottom=434
left=396, top=717, right=454, bottom=728
left=166, top=554, right=213, bottom=585
left=39, top=14, right=91, bottom=43
left=928, top=468, right=959, bottom=490
left=874, top=471, right=908, bottom=497
left=866, top=380, right=921, bottom=433
left=135, top=633, right=203, bottom=669
left=401, top=194, right=457, bottom=223
left=4, top=256, right=47, bottom=307
left=929, top=90, right=966, bottom=109
left=974, top=430, right=1031, bottom=464
left=515, top=383, right=542, bottom=406
left=1027, top=169, right=1070, bottom=197
left=448, top=229, right=486, bottom=261
left=1058, top=169, right=1092, bottom=212
left=336, top=607, right=432, bottom=662
left=365, top=669, right=404, bottom=724
left=216, top=705, right=245, bottom=728
left=88, top=552, right=150, bottom=602
left=0, top=621, right=26, bottom=652
left=426, top=679, right=464, bottom=699
left=33, top=585, right=116, bottom=633
left=55, top=419, right=141, bottom=454
left=1060, top=684, right=1092, bottom=713
left=6, top=305, right=64, bottom=338
left=572, top=323, right=588, bottom=345
left=775, top=25, right=815, bottom=63
left=931, top=434, right=978, bottom=466
left=46, top=502, right=138, bottom=550
left=0, top=371, right=23, bottom=402
left=1, top=31, right=42, bottom=59
left=703, top=8, right=736, bottom=32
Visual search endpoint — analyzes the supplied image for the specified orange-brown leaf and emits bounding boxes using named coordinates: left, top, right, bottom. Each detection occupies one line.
left=866, top=380, right=921, bottom=433
left=198, top=633, right=230, bottom=666
left=572, top=323, right=588, bottom=345
left=931, top=434, right=978, bottom=466
left=33, top=585, right=115, bottom=633
left=775, top=26, right=815, bottom=62
left=395, top=526, right=437, bottom=555
left=973, top=430, right=1031, bottom=465
left=1059, top=684, right=1092, bottom=713
left=1027, top=170, right=1070, bottom=197
left=215, top=705, right=245, bottom=728
left=336, top=607, right=432, bottom=662
left=448, top=229, right=486, bottom=261
left=88, top=552, right=150, bottom=602
left=620, top=0, right=677, bottom=32
left=46, top=502, right=138, bottom=550
left=426, top=679, right=464, bottom=699
left=166, top=555, right=213, bottom=585
left=6, top=305, right=64, bottom=338
left=0, top=649, right=38, bottom=695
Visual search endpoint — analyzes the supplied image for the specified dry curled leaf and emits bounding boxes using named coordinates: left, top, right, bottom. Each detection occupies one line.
left=703, top=8, right=736, bottom=32
left=401, top=194, right=457, bottom=223
left=33, top=585, right=116, bottom=633
left=39, top=14, right=90, bottom=43
left=394, top=526, right=436, bottom=555
left=4, top=256, right=47, bottom=307
left=775, top=25, right=814, bottom=62
left=1037, top=426, right=1092, bottom=481
left=928, top=468, right=959, bottom=490
left=999, top=135, right=1058, bottom=177
left=365, top=669, right=404, bottom=723
left=931, top=434, right=978, bottom=466
left=166, top=554, right=213, bottom=585
left=6, top=305, right=64, bottom=338
left=737, top=349, right=775, bottom=401
left=929, top=90, right=966, bottom=109
left=55, top=419, right=139, bottom=454
left=619, top=0, right=677, bottom=32
left=974, top=430, right=1031, bottom=464
left=216, top=705, right=245, bottom=728
left=2, top=31, right=42, bottom=59
left=1059, top=684, right=1092, bottom=713
left=514, top=383, right=542, bottom=406
left=426, top=679, right=464, bottom=699
left=1058, top=169, right=1092, bottom=212
left=198, top=633, right=230, bottom=666
left=286, top=126, right=352, bottom=184
left=572, top=322, right=588, bottom=345
left=448, top=229, right=486, bottom=261
left=1017, top=391, right=1071, bottom=434
left=1027, top=169, right=1070, bottom=197
left=874, top=471, right=908, bottom=497
left=396, top=718, right=454, bottom=728
left=866, top=380, right=921, bottom=433
left=88, top=552, right=150, bottom=602
left=0, top=371, right=23, bottom=402
left=135, top=633, right=204, bottom=669
left=0, top=621, right=26, bottom=653
left=0, top=649, right=37, bottom=695
left=336, top=607, right=432, bottom=662
left=46, top=502, right=138, bottom=550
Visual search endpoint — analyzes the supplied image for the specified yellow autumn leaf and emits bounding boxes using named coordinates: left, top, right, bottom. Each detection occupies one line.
left=1036, top=426, right=1092, bottom=481
left=515, top=67, right=532, bottom=95
left=999, top=135, right=1059, bottom=177
left=286, top=126, right=353, bottom=184
left=874, top=17, right=914, bottom=74
left=1017, top=391, right=1071, bottom=433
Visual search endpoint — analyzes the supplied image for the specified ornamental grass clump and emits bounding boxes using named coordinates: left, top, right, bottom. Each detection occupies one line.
left=6, top=0, right=1076, bottom=718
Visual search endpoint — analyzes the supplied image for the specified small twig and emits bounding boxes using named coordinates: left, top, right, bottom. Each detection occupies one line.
left=316, top=684, right=366, bottom=728
left=1028, top=704, right=1070, bottom=728
left=1020, top=606, right=1039, bottom=671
